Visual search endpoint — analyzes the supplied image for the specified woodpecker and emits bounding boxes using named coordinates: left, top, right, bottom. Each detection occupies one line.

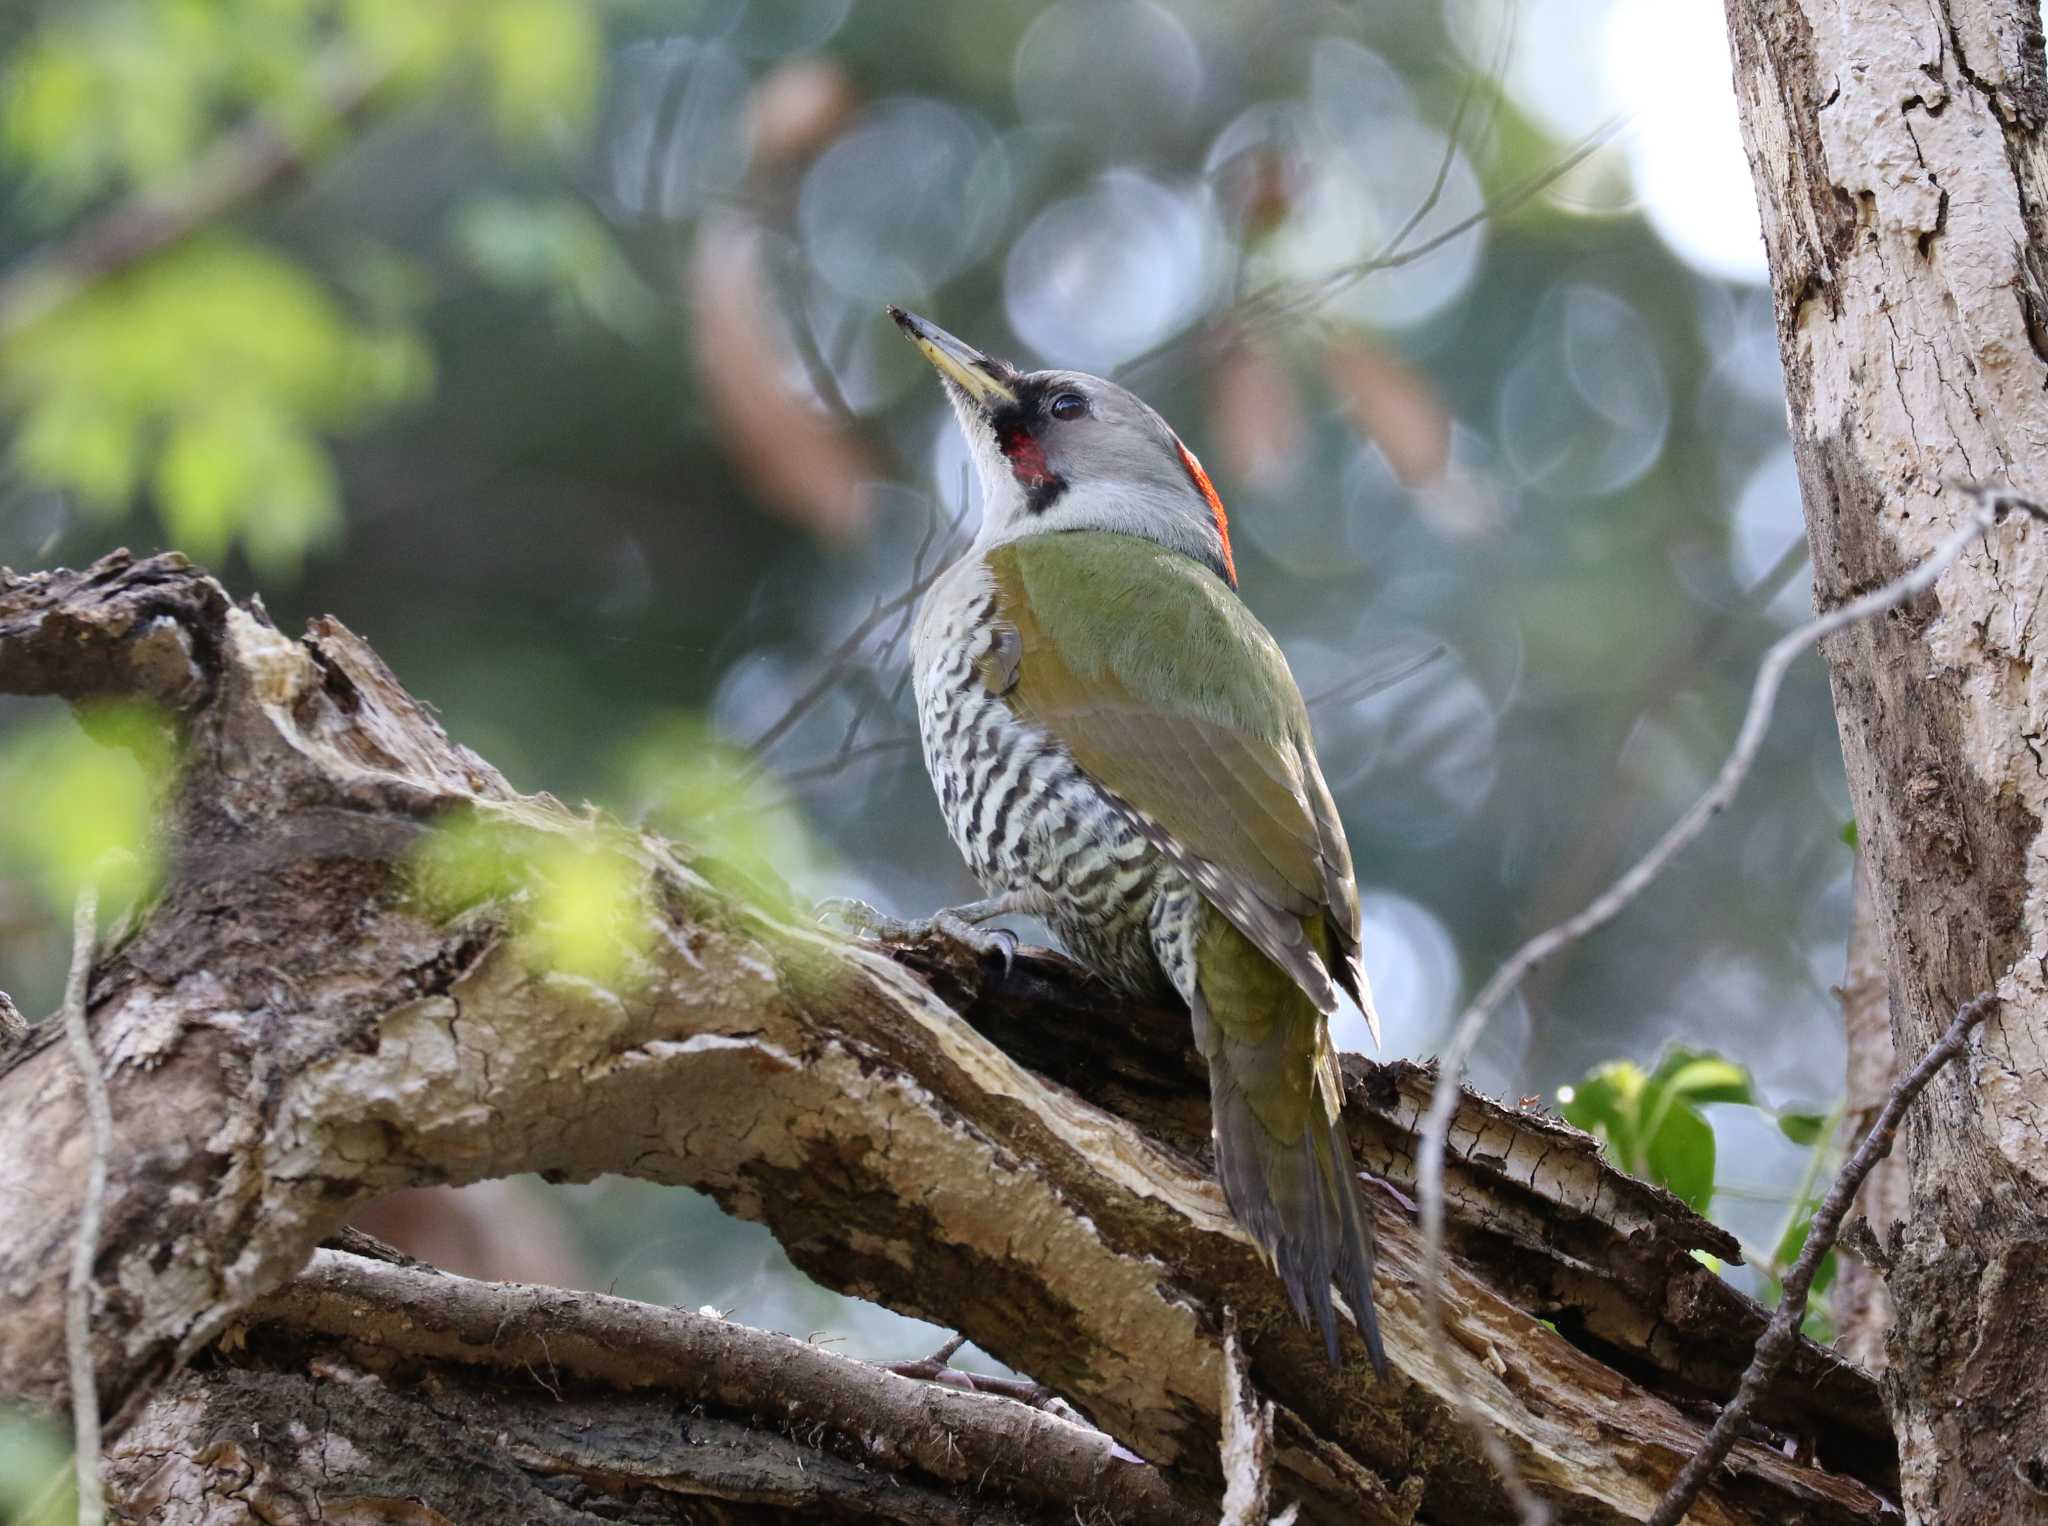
left=846, top=307, right=1386, bottom=1374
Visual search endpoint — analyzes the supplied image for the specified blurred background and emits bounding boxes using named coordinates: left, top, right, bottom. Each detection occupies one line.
left=0, top=0, right=1852, bottom=1406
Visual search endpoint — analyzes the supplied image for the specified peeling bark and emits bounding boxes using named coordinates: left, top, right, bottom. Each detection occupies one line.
left=0, top=552, right=1901, bottom=1522
left=1726, top=1, right=2048, bottom=1518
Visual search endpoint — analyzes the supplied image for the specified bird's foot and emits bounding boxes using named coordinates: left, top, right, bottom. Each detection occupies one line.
left=816, top=898, right=1018, bottom=975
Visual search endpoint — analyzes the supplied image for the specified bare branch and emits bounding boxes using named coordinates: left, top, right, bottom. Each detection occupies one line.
left=61, top=884, right=107, bottom=1526
left=781, top=732, right=919, bottom=788
left=1417, top=486, right=2043, bottom=1508
left=250, top=1248, right=1203, bottom=1526
left=1646, top=992, right=2001, bottom=1526
left=0, top=989, right=24, bottom=1050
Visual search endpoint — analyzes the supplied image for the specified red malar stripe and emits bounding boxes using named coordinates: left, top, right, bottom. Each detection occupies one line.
left=1175, top=440, right=1237, bottom=587
left=998, top=424, right=1056, bottom=487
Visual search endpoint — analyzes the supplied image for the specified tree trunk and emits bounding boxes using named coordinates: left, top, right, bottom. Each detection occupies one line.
left=0, top=552, right=1905, bottom=1523
left=1725, top=1, right=2048, bottom=1518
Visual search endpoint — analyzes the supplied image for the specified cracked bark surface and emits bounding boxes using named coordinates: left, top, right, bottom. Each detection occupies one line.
left=1726, top=1, right=2048, bottom=1518
left=0, top=551, right=1900, bottom=1522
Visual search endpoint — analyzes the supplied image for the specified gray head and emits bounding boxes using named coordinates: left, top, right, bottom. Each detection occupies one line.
left=891, top=307, right=1238, bottom=587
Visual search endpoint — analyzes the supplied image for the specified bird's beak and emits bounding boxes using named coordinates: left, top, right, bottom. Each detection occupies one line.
left=889, top=306, right=1018, bottom=411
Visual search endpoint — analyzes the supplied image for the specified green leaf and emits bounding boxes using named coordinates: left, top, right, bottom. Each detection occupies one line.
left=411, top=810, right=658, bottom=986
left=1841, top=818, right=1859, bottom=849
left=1644, top=1101, right=1716, bottom=1213
left=617, top=715, right=816, bottom=912
left=1650, top=1046, right=1754, bottom=1106
left=6, top=237, right=421, bottom=570
left=1771, top=1208, right=1838, bottom=1300
left=1559, top=1060, right=1646, bottom=1169
left=1777, top=1110, right=1831, bottom=1147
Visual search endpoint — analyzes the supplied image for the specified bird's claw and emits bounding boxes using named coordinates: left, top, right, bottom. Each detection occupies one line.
left=934, top=913, right=1017, bottom=978
left=816, top=898, right=1016, bottom=977
left=816, top=897, right=919, bottom=940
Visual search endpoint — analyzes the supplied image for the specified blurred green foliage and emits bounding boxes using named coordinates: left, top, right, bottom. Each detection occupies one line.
left=412, top=810, right=655, bottom=983
left=0, top=0, right=601, bottom=575
left=8, top=239, right=429, bottom=573
left=409, top=723, right=815, bottom=978
left=618, top=717, right=816, bottom=904
left=455, top=195, right=657, bottom=336
left=0, top=701, right=170, bottom=913
left=0, top=1408, right=71, bottom=1526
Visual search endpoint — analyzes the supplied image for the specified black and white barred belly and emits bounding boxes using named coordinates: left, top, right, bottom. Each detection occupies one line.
left=911, top=560, right=1192, bottom=996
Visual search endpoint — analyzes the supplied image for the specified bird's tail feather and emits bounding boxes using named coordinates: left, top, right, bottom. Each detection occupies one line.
left=1206, top=1027, right=1388, bottom=1377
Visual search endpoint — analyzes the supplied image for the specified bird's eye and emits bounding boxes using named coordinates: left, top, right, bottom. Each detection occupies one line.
left=1048, top=392, right=1087, bottom=421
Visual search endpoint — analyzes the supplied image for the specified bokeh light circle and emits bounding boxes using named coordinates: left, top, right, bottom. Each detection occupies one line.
left=1731, top=445, right=1814, bottom=622
left=603, top=39, right=749, bottom=222
left=1498, top=285, right=1670, bottom=497
left=1606, top=0, right=1768, bottom=283
left=1331, top=889, right=1463, bottom=1057
left=1003, top=171, right=1219, bottom=372
left=1013, top=0, right=1204, bottom=158
left=800, top=99, right=1010, bottom=301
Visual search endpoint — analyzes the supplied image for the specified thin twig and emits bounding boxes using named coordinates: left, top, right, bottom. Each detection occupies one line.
left=775, top=246, right=863, bottom=437
left=61, top=884, right=107, bottom=1526
left=741, top=590, right=918, bottom=761
left=1369, top=24, right=1495, bottom=271
left=1245, top=114, right=1630, bottom=325
left=1302, top=643, right=1447, bottom=712
left=1416, top=486, right=2040, bottom=1520
left=1516, top=535, right=1812, bottom=1004
left=1126, top=116, right=1630, bottom=383
left=742, top=484, right=970, bottom=767
left=779, top=734, right=919, bottom=788
left=1646, top=992, right=2000, bottom=1526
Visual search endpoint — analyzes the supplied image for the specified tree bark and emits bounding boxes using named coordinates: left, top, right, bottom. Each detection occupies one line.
left=0, top=551, right=1901, bottom=1522
left=101, top=1239, right=1196, bottom=1526
left=1725, top=1, right=2048, bottom=1518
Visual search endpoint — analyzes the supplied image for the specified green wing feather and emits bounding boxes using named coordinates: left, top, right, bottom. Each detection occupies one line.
left=986, top=533, right=1376, bottom=1039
